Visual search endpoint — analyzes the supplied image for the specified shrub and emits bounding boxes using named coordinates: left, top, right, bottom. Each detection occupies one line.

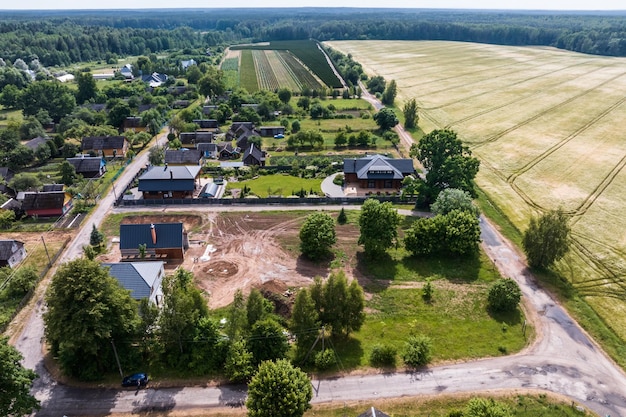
left=314, top=349, right=335, bottom=370
left=333, top=173, right=344, bottom=186
left=487, top=278, right=521, bottom=313
left=402, top=335, right=432, bottom=368
left=369, top=344, right=397, bottom=367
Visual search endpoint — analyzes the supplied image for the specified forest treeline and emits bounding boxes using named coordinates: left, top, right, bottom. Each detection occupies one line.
left=2, top=8, right=626, bottom=66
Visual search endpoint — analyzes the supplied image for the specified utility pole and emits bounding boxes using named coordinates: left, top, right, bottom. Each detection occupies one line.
left=41, top=236, right=51, bottom=266
left=111, top=339, right=124, bottom=378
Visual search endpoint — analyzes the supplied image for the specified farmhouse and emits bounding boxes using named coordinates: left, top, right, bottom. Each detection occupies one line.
left=81, top=136, right=129, bottom=158
left=103, top=261, right=165, bottom=305
left=259, top=126, right=285, bottom=137
left=164, top=149, right=204, bottom=166
left=66, top=155, right=107, bottom=178
left=242, top=144, right=266, bottom=166
left=197, top=143, right=218, bottom=159
left=179, top=131, right=214, bottom=148
left=137, top=165, right=201, bottom=199
left=20, top=190, right=73, bottom=217
left=119, top=223, right=189, bottom=260
left=193, top=119, right=219, bottom=129
left=0, top=240, right=27, bottom=268
left=343, top=154, right=415, bottom=190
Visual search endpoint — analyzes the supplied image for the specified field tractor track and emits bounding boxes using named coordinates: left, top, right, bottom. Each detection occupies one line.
left=570, top=152, right=626, bottom=220
left=570, top=236, right=623, bottom=284
left=436, top=60, right=599, bottom=116
left=471, top=70, right=626, bottom=149
left=507, top=94, right=626, bottom=189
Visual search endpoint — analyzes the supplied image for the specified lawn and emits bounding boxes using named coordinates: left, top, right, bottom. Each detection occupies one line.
left=226, top=174, right=323, bottom=197
left=327, top=40, right=626, bottom=366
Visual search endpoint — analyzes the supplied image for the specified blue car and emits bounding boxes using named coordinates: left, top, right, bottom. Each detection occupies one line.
left=122, top=373, right=149, bottom=387
left=274, top=134, right=285, bottom=139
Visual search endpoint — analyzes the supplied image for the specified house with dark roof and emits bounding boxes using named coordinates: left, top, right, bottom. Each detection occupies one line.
left=242, top=144, right=265, bottom=166
left=202, top=105, right=217, bottom=115
left=138, top=165, right=201, bottom=199
left=179, top=131, right=214, bottom=149
left=0, top=240, right=27, bottom=268
left=103, top=261, right=165, bottom=305
left=226, top=122, right=259, bottom=141
left=120, top=64, right=134, bottom=79
left=193, top=119, right=219, bottom=129
left=259, top=126, right=285, bottom=137
left=173, top=100, right=190, bottom=109
left=141, top=72, right=168, bottom=88
left=164, top=149, right=203, bottom=166
left=123, top=116, right=144, bottom=131
left=217, top=142, right=238, bottom=159
left=119, top=223, right=189, bottom=260
left=20, top=191, right=73, bottom=217
left=197, top=143, right=218, bottom=159
left=66, top=155, right=106, bottom=178
left=0, top=167, right=15, bottom=195
left=24, top=136, right=51, bottom=151
left=81, top=136, right=129, bottom=158
left=42, top=184, right=64, bottom=192
left=343, top=154, right=415, bottom=190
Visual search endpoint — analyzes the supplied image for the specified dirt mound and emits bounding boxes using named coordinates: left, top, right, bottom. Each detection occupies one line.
left=202, top=260, right=238, bottom=278
left=257, top=280, right=295, bottom=319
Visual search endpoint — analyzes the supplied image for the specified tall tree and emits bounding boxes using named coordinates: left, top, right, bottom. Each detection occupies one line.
left=522, top=209, right=571, bottom=269
left=410, top=129, right=480, bottom=204
left=373, top=107, right=399, bottom=131
left=247, top=318, right=289, bottom=365
left=358, top=198, right=401, bottom=258
left=225, top=289, right=247, bottom=342
left=148, top=146, right=165, bottom=165
left=20, top=81, right=76, bottom=122
left=0, top=337, right=40, bottom=417
left=402, top=98, right=419, bottom=129
left=141, top=108, right=165, bottom=136
left=246, top=288, right=271, bottom=329
left=44, top=258, right=139, bottom=380
left=75, top=71, right=98, bottom=104
left=59, top=160, right=77, bottom=186
left=381, top=79, right=397, bottom=106
left=431, top=187, right=480, bottom=216
left=299, top=212, right=337, bottom=261
left=198, top=67, right=225, bottom=99
left=246, top=359, right=312, bottom=417
left=290, top=288, right=320, bottom=360
left=321, top=271, right=365, bottom=338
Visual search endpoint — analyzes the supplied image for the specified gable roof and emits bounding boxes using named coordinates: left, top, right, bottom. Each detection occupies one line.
left=139, top=165, right=201, bottom=181
left=20, top=191, right=66, bottom=211
left=24, top=136, right=50, bottom=150
left=103, top=262, right=164, bottom=300
left=164, top=149, right=202, bottom=165
left=120, top=223, right=185, bottom=250
left=344, top=154, right=414, bottom=180
left=180, top=131, right=214, bottom=146
left=197, top=143, right=218, bottom=153
left=82, top=136, right=127, bottom=151
left=66, top=156, right=104, bottom=173
left=0, top=167, right=15, bottom=182
left=0, top=240, right=25, bottom=261
left=243, top=144, right=263, bottom=163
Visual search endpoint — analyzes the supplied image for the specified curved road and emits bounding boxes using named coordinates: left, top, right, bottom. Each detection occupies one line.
left=10, top=133, right=626, bottom=415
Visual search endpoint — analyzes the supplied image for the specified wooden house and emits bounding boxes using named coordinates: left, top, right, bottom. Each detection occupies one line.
left=119, top=223, right=189, bottom=260
left=0, top=240, right=27, bottom=268
left=137, top=165, right=201, bottom=199
left=66, top=155, right=106, bottom=178
left=343, top=154, right=415, bottom=190
left=81, top=136, right=129, bottom=158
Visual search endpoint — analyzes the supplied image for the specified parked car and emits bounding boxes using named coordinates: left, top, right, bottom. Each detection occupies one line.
left=122, top=372, right=149, bottom=387
left=274, top=134, right=285, bottom=139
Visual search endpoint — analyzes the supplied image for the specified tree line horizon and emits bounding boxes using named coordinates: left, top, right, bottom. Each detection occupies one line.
left=2, top=8, right=626, bottom=68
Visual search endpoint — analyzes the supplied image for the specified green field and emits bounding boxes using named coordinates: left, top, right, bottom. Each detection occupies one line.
left=232, top=40, right=342, bottom=90
left=326, top=40, right=626, bottom=351
left=226, top=174, right=323, bottom=197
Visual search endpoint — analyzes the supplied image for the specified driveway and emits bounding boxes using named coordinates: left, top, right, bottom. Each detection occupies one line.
left=321, top=173, right=345, bottom=197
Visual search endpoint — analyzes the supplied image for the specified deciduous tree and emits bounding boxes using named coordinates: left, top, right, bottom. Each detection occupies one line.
left=358, top=198, right=400, bottom=257
left=299, top=212, right=336, bottom=261
left=487, top=278, right=522, bottom=313
left=290, top=288, right=320, bottom=360
left=381, top=79, right=397, bottom=106
left=403, top=98, right=419, bottom=129
left=246, top=359, right=312, bottom=417
left=522, top=209, right=570, bottom=269
left=373, top=107, right=399, bottom=131
left=75, top=71, right=98, bottom=104
left=247, top=318, right=289, bottom=365
left=44, top=258, right=139, bottom=380
left=0, top=337, right=39, bottom=416
left=431, top=187, right=479, bottom=216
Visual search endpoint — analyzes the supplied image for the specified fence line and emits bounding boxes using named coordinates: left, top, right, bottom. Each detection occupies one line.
left=119, top=195, right=416, bottom=207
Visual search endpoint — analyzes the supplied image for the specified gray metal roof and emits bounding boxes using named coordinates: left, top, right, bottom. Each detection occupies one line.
left=344, top=154, right=414, bottom=180
left=82, top=136, right=127, bottom=151
left=119, top=223, right=185, bottom=251
left=0, top=240, right=24, bottom=261
left=164, top=149, right=202, bottom=165
left=66, top=156, right=104, bottom=174
left=103, top=262, right=164, bottom=300
left=139, top=165, right=201, bottom=181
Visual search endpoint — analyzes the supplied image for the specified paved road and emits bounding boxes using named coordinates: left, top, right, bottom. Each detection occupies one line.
left=12, top=124, right=626, bottom=415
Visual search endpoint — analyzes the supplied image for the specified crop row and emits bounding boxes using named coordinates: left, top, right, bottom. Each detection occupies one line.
left=265, top=50, right=302, bottom=91
left=239, top=50, right=258, bottom=92
left=252, top=50, right=280, bottom=91
left=278, top=51, right=324, bottom=91
left=220, top=57, right=239, bottom=71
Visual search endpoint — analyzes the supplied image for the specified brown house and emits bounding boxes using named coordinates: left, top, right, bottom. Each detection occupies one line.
left=137, top=165, right=202, bottom=199
left=82, top=136, right=129, bottom=158
left=119, top=223, right=189, bottom=260
left=343, top=154, right=415, bottom=190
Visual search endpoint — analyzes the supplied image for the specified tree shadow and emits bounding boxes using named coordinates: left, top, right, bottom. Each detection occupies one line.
left=487, top=307, right=523, bottom=326
left=294, top=253, right=331, bottom=279
left=399, top=252, right=482, bottom=283
left=326, top=335, right=364, bottom=372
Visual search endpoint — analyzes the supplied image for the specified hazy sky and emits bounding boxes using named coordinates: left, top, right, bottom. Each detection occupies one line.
left=2, top=0, right=625, bottom=10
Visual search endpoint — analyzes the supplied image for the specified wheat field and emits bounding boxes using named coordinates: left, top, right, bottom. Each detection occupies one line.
left=326, top=40, right=626, bottom=340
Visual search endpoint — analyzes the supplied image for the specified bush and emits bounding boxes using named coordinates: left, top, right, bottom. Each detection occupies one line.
left=314, top=349, right=335, bottom=370
left=402, top=335, right=432, bottom=368
left=369, top=344, right=397, bottom=367
left=337, top=208, right=347, bottom=225
left=487, top=278, right=521, bottom=313
left=333, top=173, right=344, bottom=186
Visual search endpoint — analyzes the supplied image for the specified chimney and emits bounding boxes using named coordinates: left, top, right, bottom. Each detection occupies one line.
left=151, top=223, right=157, bottom=244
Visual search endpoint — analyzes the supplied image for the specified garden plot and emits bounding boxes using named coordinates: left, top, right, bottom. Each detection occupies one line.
left=326, top=39, right=626, bottom=339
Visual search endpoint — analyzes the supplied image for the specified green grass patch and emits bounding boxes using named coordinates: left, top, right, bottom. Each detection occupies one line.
left=306, top=393, right=596, bottom=417
left=239, top=50, right=258, bottom=92
left=226, top=174, right=322, bottom=197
